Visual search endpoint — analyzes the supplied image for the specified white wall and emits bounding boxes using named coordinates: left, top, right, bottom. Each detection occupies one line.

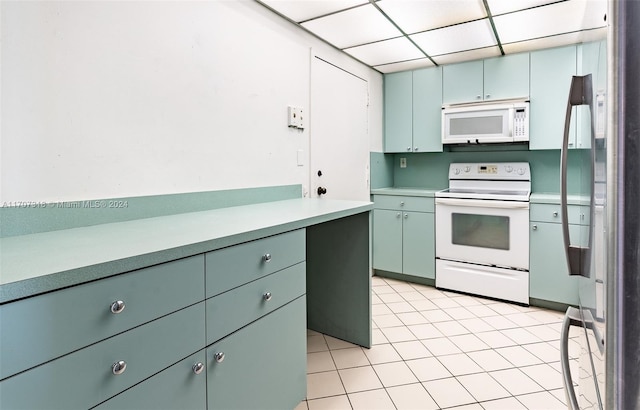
left=0, top=1, right=383, bottom=203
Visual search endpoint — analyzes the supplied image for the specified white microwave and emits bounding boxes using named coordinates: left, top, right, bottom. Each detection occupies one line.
left=442, top=100, right=529, bottom=145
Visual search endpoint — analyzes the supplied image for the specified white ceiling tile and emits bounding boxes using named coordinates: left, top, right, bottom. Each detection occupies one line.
left=502, top=28, right=607, bottom=54
left=432, top=46, right=501, bottom=65
left=343, top=37, right=425, bottom=66
left=374, top=58, right=435, bottom=73
left=301, top=3, right=402, bottom=49
left=259, top=0, right=368, bottom=23
left=410, top=19, right=496, bottom=56
left=377, top=0, right=485, bottom=34
left=493, top=0, right=607, bottom=44
left=486, top=0, right=560, bottom=16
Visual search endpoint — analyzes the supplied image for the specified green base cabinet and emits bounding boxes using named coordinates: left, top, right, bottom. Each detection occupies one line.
left=372, top=196, right=435, bottom=279
left=206, top=297, right=307, bottom=410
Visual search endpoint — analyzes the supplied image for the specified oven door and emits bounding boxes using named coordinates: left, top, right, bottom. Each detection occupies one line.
left=435, top=197, right=530, bottom=270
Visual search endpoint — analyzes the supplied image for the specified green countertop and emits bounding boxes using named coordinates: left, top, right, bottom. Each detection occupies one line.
left=530, top=192, right=590, bottom=205
left=370, top=187, right=442, bottom=197
left=0, top=198, right=372, bottom=304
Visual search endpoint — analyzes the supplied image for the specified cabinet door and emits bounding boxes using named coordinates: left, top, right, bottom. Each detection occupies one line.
left=529, top=222, right=580, bottom=305
left=413, top=67, right=443, bottom=153
left=442, top=60, right=483, bottom=104
left=483, top=53, right=530, bottom=101
left=530, top=45, right=577, bottom=150
left=207, top=297, right=306, bottom=410
left=576, top=40, right=607, bottom=149
left=384, top=71, right=413, bottom=153
left=95, top=350, right=206, bottom=410
left=402, top=211, right=435, bottom=279
left=373, top=209, right=403, bottom=273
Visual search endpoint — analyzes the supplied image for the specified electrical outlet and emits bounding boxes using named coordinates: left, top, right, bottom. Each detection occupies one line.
left=400, top=158, right=407, bottom=168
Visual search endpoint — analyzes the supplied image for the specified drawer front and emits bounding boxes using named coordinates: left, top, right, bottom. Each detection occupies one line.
left=94, top=350, right=206, bottom=410
left=206, top=262, right=305, bottom=344
left=530, top=204, right=590, bottom=225
left=205, top=229, right=305, bottom=298
left=0, top=255, right=204, bottom=380
left=207, top=297, right=307, bottom=410
left=373, top=195, right=434, bottom=212
left=0, top=303, right=205, bottom=410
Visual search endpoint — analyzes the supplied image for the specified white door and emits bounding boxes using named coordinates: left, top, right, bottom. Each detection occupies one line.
left=309, top=55, right=369, bottom=201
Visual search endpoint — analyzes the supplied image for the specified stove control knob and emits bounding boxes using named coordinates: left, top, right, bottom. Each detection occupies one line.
left=453, top=168, right=461, bottom=175
left=464, top=166, right=471, bottom=173
left=517, top=168, right=525, bottom=175
left=505, top=165, right=513, bottom=173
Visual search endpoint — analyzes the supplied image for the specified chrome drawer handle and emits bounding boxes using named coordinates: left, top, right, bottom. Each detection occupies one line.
left=532, top=224, right=538, bottom=230
left=112, top=360, right=127, bottom=375
left=214, top=352, right=225, bottom=363
left=110, top=300, right=126, bottom=314
left=192, top=362, right=205, bottom=375
left=400, top=201, right=405, bottom=206
left=263, top=254, right=272, bottom=263
left=263, top=292, right=272, bottom=302
left=404, top=213, right=408, bottom=219
left=553, top=211, right=559, bottom=217
left=396, top=212, right=401, bottom=218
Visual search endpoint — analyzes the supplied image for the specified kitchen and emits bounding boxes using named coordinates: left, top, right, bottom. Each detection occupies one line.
left=1, top=1, right=638, bottom=410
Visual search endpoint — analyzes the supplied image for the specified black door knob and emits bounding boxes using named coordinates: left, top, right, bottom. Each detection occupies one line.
left=317, top=187, right=327, bottom=195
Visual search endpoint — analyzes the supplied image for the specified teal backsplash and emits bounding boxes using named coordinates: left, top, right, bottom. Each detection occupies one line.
left=371, top=148, right=590, bottom=194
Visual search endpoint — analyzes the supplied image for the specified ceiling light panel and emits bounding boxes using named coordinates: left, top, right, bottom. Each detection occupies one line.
left=502, top=27, right=607, bottom=54
left=486, top=0, right=562, bottom=16
left=374, top=58, right=435, bottom=74
left=410, top=19, right=496, bottom=57
left=301, top=3, right=402, bottom=49
left=259, top=0, right=368, bottom=23
left=494, top=0, right=607, bottom=44
left=433, top=46, right=501, bottom=65
left=343, top=36, right=425, bottom=66
left=377, top=0, right=486, bottom=34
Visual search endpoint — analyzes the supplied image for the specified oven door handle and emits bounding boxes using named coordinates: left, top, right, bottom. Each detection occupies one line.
left=435, top=197, right=529, bottom=209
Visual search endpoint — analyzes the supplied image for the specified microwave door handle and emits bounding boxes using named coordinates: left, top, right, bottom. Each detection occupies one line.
left=560, top=74, right=595, bottom=278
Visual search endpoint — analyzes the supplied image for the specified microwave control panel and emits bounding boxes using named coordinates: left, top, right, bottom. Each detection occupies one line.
left=513, top=108, right=527, bottom=138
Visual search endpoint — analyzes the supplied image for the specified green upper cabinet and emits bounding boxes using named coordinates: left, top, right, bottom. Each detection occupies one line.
left=442, top=60, right=483, bottom=104
left=530, top=45, right=578, bottom=150
left=384, top=71, right=413, bottom=153
left=577, top=40, right=607, bottom=150
left=412, top=67, right=443, bottom=153
left=442, top=53, right=529, bottom=104
left=384, top=67, right=442, bottom=153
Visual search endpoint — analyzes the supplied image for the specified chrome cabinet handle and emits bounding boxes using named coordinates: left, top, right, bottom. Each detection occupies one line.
left=112, top=360, right=127, bottom=375
left=192, top=362, right=205, bottom=375
left=214, top=352, right=225, bottom=363
left=404, top=213, right=408, bottom=219
left=476, top=95, right=481, bottom=99
left=399, top=201, right=405, bottom=206
left=553, top=211, right=559, bottom=217
left=406, top=147, right=411, bottom=151
left=396, top=212, right=401, bottom=218
left=485, top=94, right=490, bottom=99
left=561, top=74, right=595, bottom=278
left=532, top=224, right=538, bottom=230
left=263, top=292, right=272, bottom=302
left=413, top=147, right=418, bottom=151
left=263, top=254, right=272, bottom=263
left=110, top=300, right=126, bottom=314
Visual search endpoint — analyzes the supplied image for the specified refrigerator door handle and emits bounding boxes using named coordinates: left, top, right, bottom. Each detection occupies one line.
left=561, top=306, right=583, bottom=410
left=560, top=74, right=596, bottom=277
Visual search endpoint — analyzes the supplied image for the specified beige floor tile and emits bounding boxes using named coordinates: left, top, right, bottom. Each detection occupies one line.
left=433, top=320, right=470, bottom=336
left=308, top=329, right=322, bottom=337
left=398, top=290, right=426, bottom=301
left=405, top=357, right=452, bottom=382
left=371, top=276, right=388, bottom=286
left=549, top=388, right=567, bottom=405
left=457, top=372, right=511, bottom=402
left=372, top=361, right=419, bottom=387
left=482, top=315, right=519, bottom=330
left=386, top=383, right=439, bottom=410
left=307, top=351, right=336, bottom=374
left=519, top=363, right=564, bottom=390
left=308, top=334, right=329, bottom=353
left=458, top=317, right=495, bottom=333
left=386, top=301, right=416, bottom=314
left=515, top=391, right=566, bottom=409
left=422, top=377, right=476, bottom=408
left=523, top=324, right=561, bottom=341
left=522, top=341, right=561, bottom=363
left=451, top=404, right=484, bottom=410
left=495, top=345, right=543, bottom=367
left=325, top=335, right=358, bottom=350
left=388, top=283, right=417, bottom=293
left=443, top=306, right=477, bottom=320
left=338, top=366, right=383, bottom=393
left=392, top=340, right=431, bottom=360
left=449, top=295, right=484, bottom=307
left=408, top=299, right=439, bottom=311
left=479, top=396, right=528, bottom=409
left=371, top=328, right=389, bottom=345
left=372, top=314, right=403, bottom=328
left=407, top=323, right=444, bottom=339
left=467, top=349, right=514, bottom=372
left=363, top=343, right=402, bottom=364
left=348, top=389, right=395, bottom=410
left=421, top=337, right=463, bottom=356
left=371, top=294, right=384, bottom=305
left=500, top=327, right=542, bottom=345
left=372, top=304, right=393, bottom=316
left=475, top=330, right=518, bottom=348
left=449, top=333, right=491, bottom=352
left=307, top=371, right=346, bottom=400
left=380, top=326, right=417, bottom=343
left=372, top=285, right=397, bottom=295
left=295, top=399, right=309, bottom=410
left=437, top=353, right=484, bottom=376
left=503, top=312, right=544, bottom=327
left=307, top=395, right=351, bottom=410
left=378, top=292, right=405, bottom=304
left=330, top=347, right=369, bottom=369
left=526, top=309, right=565, bottom=324
left=489, top=368, right=544, bottom=396
left=432, top=297, right=462, bottom=309
left=466, top=304, right=503, bottom=317
left=396, top=311, right=429, bottom=326
left=486, top=303, right=521, bottom=315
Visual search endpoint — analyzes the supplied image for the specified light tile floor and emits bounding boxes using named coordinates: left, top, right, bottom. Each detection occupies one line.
left=296, top=275, right=581, bottom=410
